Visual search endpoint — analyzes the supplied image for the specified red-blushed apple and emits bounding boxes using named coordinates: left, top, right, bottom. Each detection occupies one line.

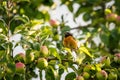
left=106, top=13, right=118, bottom=21
left=49, top=19, right=59, bottom=27
left=37, top=58, right=48, bottom=70
left=96, top=70, right=108, bottom=80
left=15, top=62, right=25, bottom=73
left=14, top=53, right=25, bottom=63
left=114, top=53, right=120, bottom=63
left=40, top=46, right=49, bottom=57
left=76, top=76, right=84, bottom=80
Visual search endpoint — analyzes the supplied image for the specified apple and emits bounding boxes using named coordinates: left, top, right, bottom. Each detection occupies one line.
left=15, top=62, right=25, bottom=73
left=76, top=76, right=84, bottom=80
left=37, top=58, right=48, bottom=70
left=82, top=72, right=90, bottom=79
left=96, top=70, right=108, bottom=80
left=14, top=53, right=25, bottom=63
left=40, top=46, right=49, bottom=57
left=114, top=53, right=120, bottom=63
left=108, top=72, right=117, bottom=80
left=53, top=34, right=60, bottom=41
left=49, top=19, right=59, bottom=27
left=106, top=13, right=118, bottom=21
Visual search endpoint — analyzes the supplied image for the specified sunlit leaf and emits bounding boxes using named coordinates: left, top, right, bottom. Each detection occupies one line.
left=10, top=15, right=29, bottom=34
left=78, top=46, right=93, bottom=58
left=76, top=53, right=86, bottom=65
left=0, top=19, right=7, bottom=34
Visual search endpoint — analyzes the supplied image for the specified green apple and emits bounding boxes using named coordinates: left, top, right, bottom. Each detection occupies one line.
left=37, top=58, right=48, bottom=70
left=82, top=72, right=90, bottom=79
left=106, top=13, right=118, bottom=21
left=96, top=70, right=108, bottom=80
left=15, top=62, right=25, bottom=74
left=108, top=72, right=117, bottom=80
left=53, top=34, right=60, bottom=41
left=40, top=46, right=49, bottom=57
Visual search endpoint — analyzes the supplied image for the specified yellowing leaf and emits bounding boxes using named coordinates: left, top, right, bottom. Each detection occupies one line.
left=78, top=46, right=93, bottom=58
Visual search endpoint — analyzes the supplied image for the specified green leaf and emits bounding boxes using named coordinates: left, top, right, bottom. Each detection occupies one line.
left=67, top=2, right=73, bottom=12
left=7, top=62, right=16, bottom=75
left=74, top=7, right=92, bottom=18
left=59, top=68, right=64, bottom=76
left=0, top=19, right=7, bottom=35
left=65, top=72, right=76, bottom=80
left=49, top=48, right=61, bottom=63
left=0, top=50, right=5, bottom=59
left=100, top=32, right=109, bottom=47
left=83, top=12, right=91, bottom=21
left=45, top=66, right=59, bottom=80
left=10, top=15, right=29, bottom=34
left=61, top=26, right=71, bottom=35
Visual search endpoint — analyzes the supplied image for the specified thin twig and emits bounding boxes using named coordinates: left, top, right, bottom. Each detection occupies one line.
left=70, top=24, right=90, bottom=30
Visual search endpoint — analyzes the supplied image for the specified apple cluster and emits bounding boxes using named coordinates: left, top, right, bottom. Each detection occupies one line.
left=14, top=45, right=49, bottom=74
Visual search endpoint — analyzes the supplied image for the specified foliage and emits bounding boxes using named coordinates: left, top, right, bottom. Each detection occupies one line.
left=0, top=0, right=120, bottom=80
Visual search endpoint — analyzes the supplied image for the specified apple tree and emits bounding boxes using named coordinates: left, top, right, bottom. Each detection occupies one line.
left=0, top=0, right=120, bottom=80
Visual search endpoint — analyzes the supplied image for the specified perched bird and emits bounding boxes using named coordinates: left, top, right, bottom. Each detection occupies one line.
left=63, top=32, right=78, bottom=50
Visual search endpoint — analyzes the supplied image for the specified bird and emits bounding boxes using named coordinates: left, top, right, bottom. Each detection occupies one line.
left=63, top=32, right=78, bottom=50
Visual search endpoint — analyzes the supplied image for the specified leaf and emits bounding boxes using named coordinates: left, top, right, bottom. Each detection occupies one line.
left=49, top=48, right=61, bottom=63
left=7, top=62, right=16, bottom=75
left=59, top=68, right=64, bottom=76
left=74, top=6, right=92, bottom=18
left=76, top=53, right=86, bottom=65
left=10, top=15, right=29, bottom=34
left=61, top=26, right=71, bottom=35
left=78, top=46, right=93, bottom=58
left=0, top=50, right=5, bottom=59
left=0, top=19, right=7, bottom=35
left=45, top=66, right=59, bottom=80
left=65, top=72, right=76, bottom=80
left=67, top=2, right=73, bottom=12
left=100, top=32, right=109, bottom=47
left=83, top=12, right=91, bottom=21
